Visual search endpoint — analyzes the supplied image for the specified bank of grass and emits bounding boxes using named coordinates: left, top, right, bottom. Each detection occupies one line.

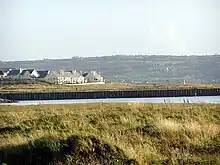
left=0, top=103, right=220, bottom=164
left=0, top=82, right=220, bottom=93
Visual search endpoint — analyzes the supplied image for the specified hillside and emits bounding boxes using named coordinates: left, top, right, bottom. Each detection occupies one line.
left=1, top=55, right=220, bottom=84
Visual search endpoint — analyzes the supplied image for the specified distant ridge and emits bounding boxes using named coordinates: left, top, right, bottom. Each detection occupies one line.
left=1, top=55, right=220, bottom=84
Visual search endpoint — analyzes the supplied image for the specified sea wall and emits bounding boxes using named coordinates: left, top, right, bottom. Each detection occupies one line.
left=1, top=88, right=220, bottom=101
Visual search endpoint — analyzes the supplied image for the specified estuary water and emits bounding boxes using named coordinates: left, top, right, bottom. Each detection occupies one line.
left=1, top=96, right=220, bottom=106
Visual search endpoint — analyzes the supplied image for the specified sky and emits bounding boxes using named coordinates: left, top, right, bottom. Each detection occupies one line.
left=0, top=0, right=220, bottom=61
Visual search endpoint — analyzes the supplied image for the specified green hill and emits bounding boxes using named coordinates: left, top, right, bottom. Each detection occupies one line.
left=1, top=55, right=220, bottom=84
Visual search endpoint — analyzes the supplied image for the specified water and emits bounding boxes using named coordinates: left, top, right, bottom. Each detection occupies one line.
left=1, top=96, right=220, bottom=106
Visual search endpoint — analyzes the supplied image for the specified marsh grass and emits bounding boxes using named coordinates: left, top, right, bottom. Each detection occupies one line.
left=0, top=103, right=220, bottom=164
left=0, top=83, right=220, bottom=93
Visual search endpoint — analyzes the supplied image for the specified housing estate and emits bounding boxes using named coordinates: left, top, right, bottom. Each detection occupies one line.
left=0, top=68, right=105, bottom=85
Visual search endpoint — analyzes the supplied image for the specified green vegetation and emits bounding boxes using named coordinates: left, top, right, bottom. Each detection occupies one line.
left=0, top=103, right=220, bottom=164
left=1, top=55, right=220, bottom=84
left=0, top=82, right=220, bottom=93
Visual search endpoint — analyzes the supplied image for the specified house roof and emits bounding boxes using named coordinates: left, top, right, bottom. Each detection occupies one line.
left=37, top=70, right=50, bottom=78
left=61, top=70, right=82, bottom=78
left=24, top=69, right=35, bottom=74
left=82, top=72, right=88, bottom=77
left=7, top=69, right=21, bottom=76
left=63, top=72, right=73, bottom=77
left=20, top=69, right=37, bottom=76
left=20, top=70, right=28, bottom=75
left=66, top=70, right=82, bottom=77
left=0, top=68, right=14, bottom=72
left=83, top=71, right=102, bottom=78
left=71, top=70, right=82, bottom=77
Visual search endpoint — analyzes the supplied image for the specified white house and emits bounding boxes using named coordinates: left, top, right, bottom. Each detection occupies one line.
left=0, top=68, right=12, bottom=77
left=38, top=71, right=61, bottom=84
left=7, top=68, right=23, bottom=79
left=69, top=70, right=84, bottom=84
left=6, top=68, right=39, bottom=80
left=57, top=70, right=85, bottom=84
left=22, top=69, right=39, bottom=78
left=19, top=70, right=32, bottom=79
left=58, top=70, right=72, bottom=84
left=82, top=71, right=104, bottom=83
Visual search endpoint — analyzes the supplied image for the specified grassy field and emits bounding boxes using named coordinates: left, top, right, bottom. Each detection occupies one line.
left=0, top=103, right=220, bottom=164
left=0, top=82, right=220, bottom=93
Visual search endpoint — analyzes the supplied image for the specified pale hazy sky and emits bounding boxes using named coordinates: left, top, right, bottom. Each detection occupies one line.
left=1, top=0, right=220, bottom=61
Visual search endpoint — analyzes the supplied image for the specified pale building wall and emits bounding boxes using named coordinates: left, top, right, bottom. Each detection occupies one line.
left=31, top=70, right=40, bottom=78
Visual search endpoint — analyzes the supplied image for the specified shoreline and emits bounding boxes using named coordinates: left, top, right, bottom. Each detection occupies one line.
left=0, top=98, right=17, bottom=103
